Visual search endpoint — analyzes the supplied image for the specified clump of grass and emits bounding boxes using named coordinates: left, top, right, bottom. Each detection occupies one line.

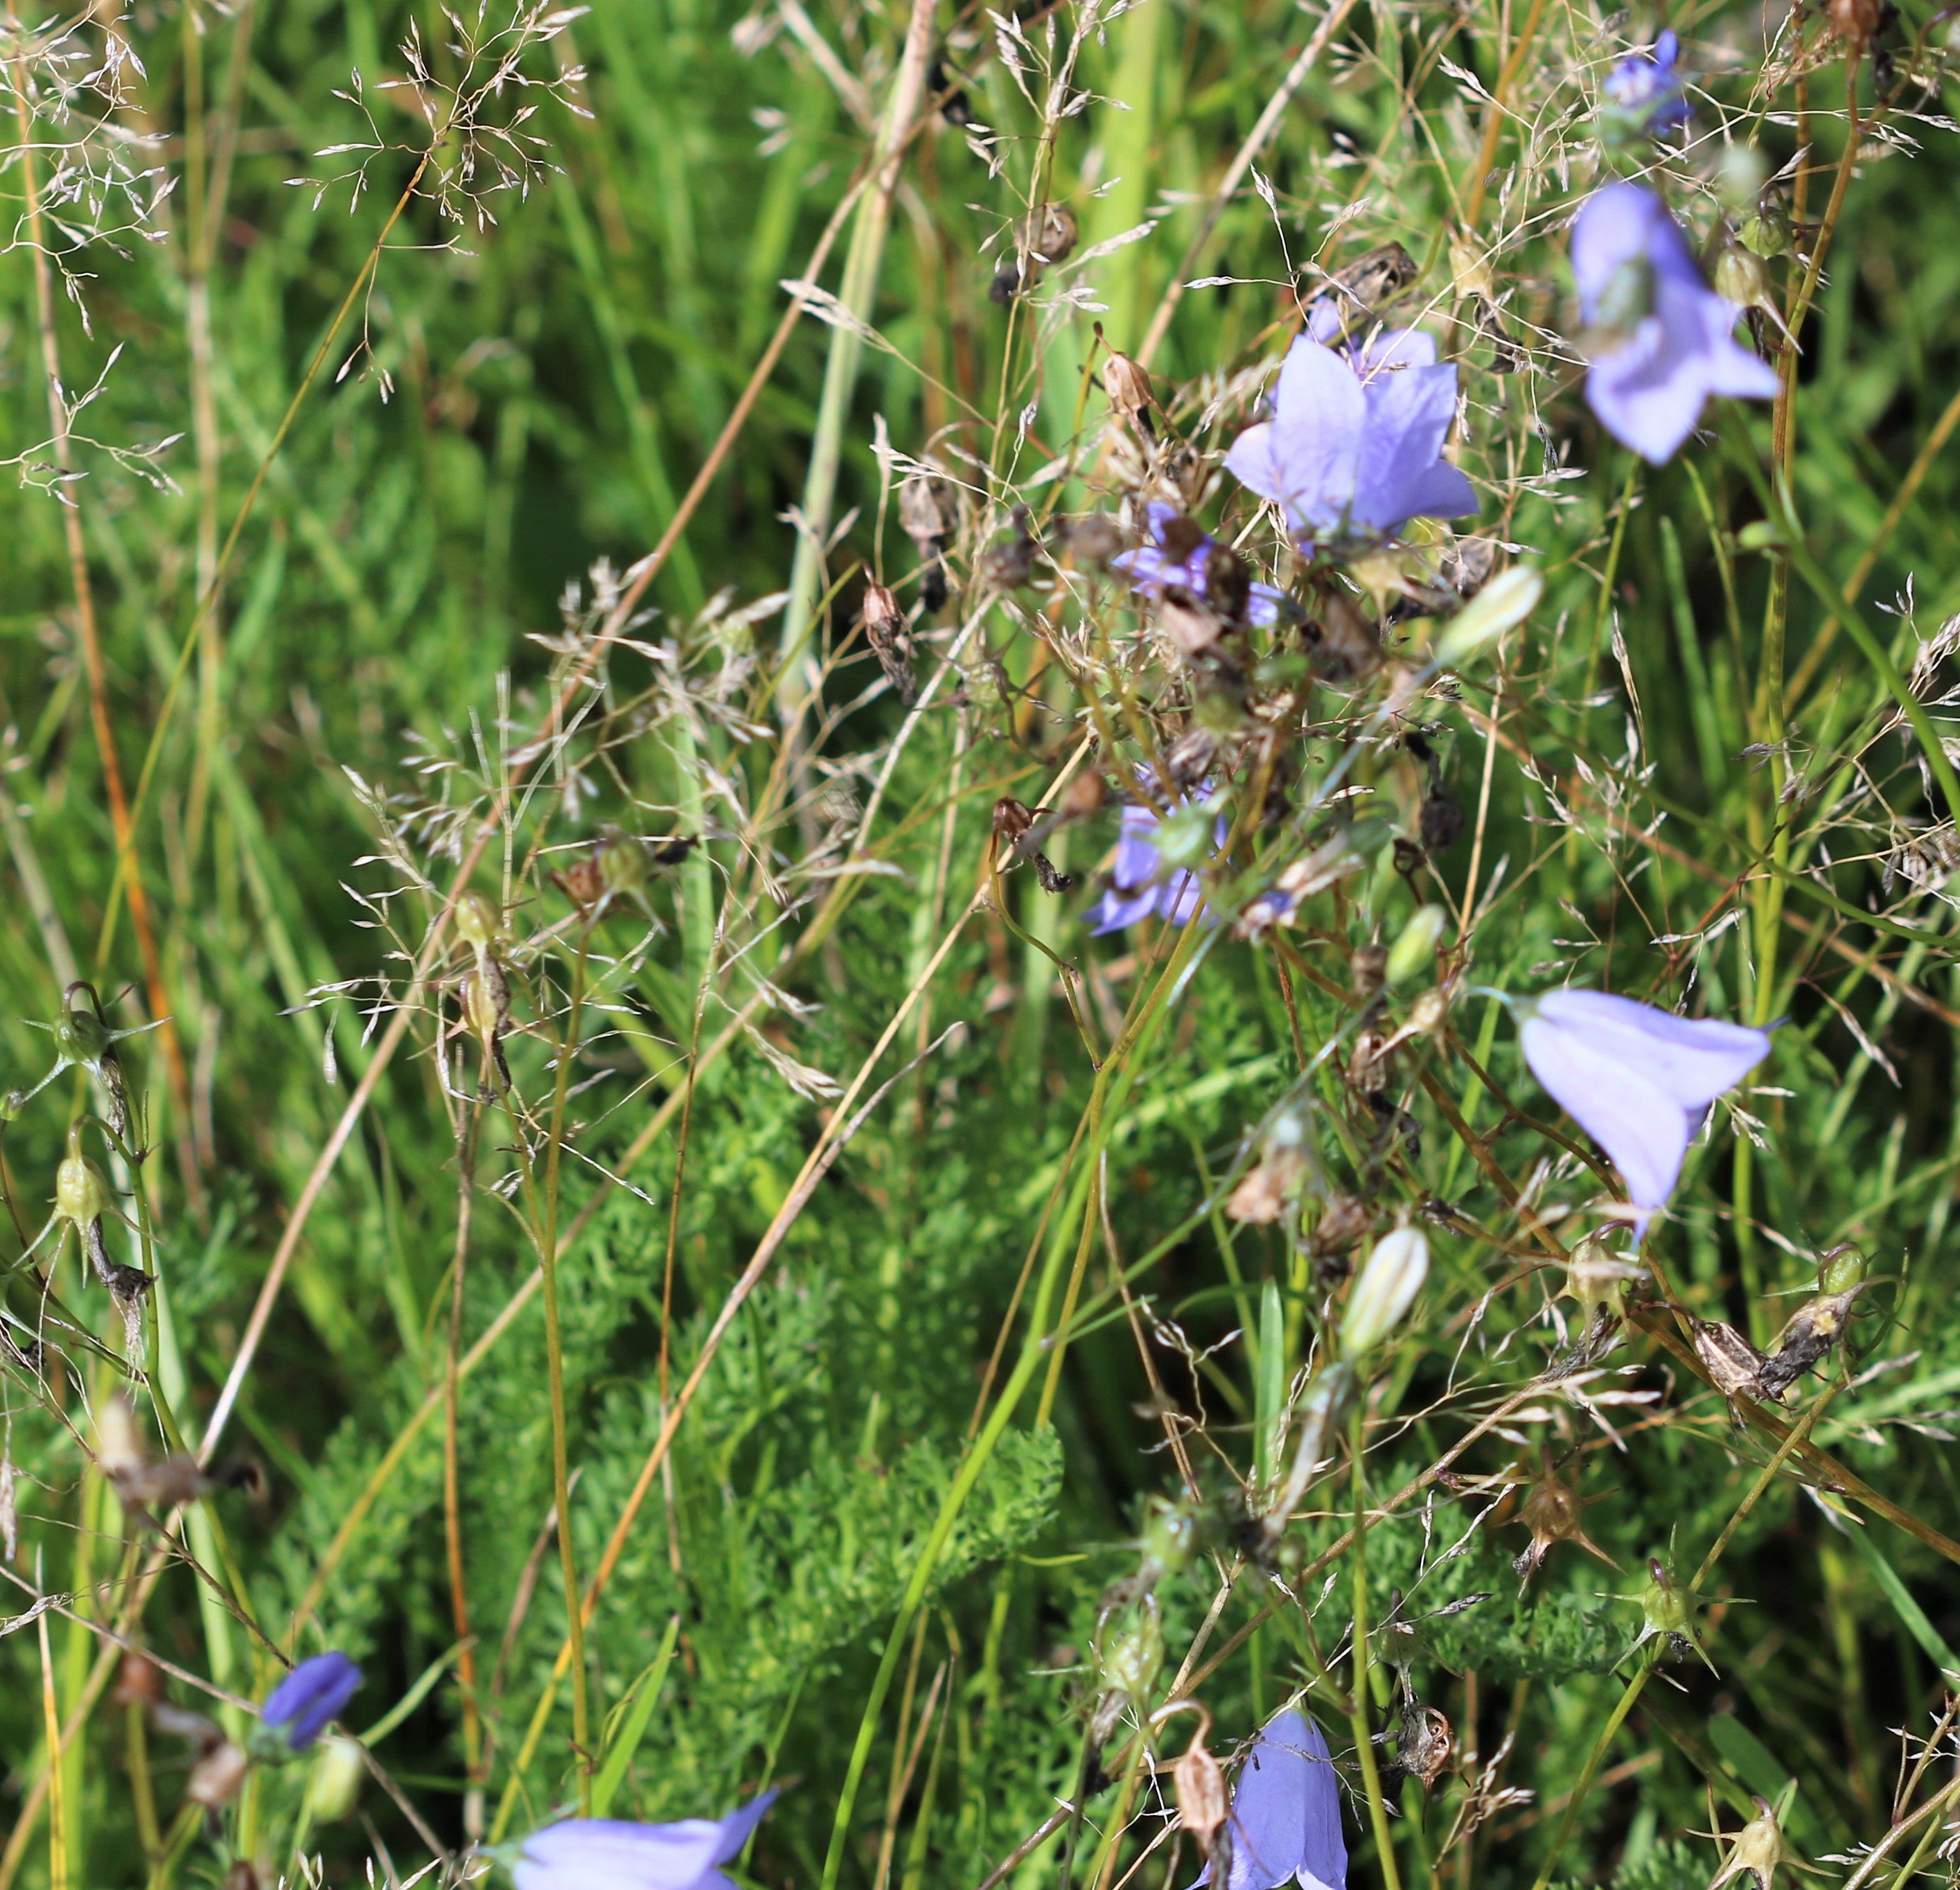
left=3, top=0, right=1960, bottom=1887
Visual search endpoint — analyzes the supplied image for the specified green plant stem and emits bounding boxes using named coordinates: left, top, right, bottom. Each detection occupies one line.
left=1348, top=1411, right=1402, bottom=1890
left=539, top=926, right=594, bottom=1808
left=1527, top=1660, right=1653, bottom=1890
left=773, top=0, right=939, bottom=714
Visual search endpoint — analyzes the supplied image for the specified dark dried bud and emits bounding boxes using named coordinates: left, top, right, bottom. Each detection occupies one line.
left=1420, top=784, right=1465, bottom=854
left=1350, top=942, right=1388, bottom=998
left=989, top=263, right=1025, bottom=305
left=1157, top=586, right=1225, bottom=658
left=1307, top=592, right=1380, bottom=682
left=1059, top=770, right=1108, bottom=820
left=929, top=60, right=974, bottom=125
left=980, top=504, right=1038, bottom=589
left=1202, top=542, right=1251, bottom=626
left=899, top=471, right=956, bottom=551
left=1438, top=536, right=1498, bottom=600
left=993, top=798, right=1034, bottom=845
left=1686, top=1314, right=1772, bottom=1406
left=1061, top=513, right=1124, bottom=569
left=1393, top=1703, right=1454, bottom=1786
left=1311, top=1193, right=1372, bottom=1262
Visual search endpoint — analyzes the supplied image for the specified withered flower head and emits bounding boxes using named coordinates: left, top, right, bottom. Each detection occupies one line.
left=1512, top=1447, right=1621, bottom=1584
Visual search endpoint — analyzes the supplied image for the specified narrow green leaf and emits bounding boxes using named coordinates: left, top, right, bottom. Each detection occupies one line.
left=591, top=1616, right=683, bottom=1820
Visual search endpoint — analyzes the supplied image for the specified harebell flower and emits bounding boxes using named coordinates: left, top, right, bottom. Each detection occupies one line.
left=1515, top=988, right=1772, bottom=1235
left=1194, top=1707, right=1347, bottom=1890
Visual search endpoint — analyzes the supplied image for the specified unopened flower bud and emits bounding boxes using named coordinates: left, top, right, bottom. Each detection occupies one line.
left=1433, top=566, right=1542, bottom=669
left=1713, top=245, right=1771, bottom=311
left=598, top=831, right=651, bottom=897
left=454, top=892, right=502, bottom=954
left=1139, top=1497, right=1197, bottom=1584
left=0, top=1088, right=25, bottom=1123
left=1386, top=904, right=1447, bottom=986
left=1098, top=1600, right=1165, bottom=1706
left=55, top=984, right=112, bottom=1067
left=1740, top=200, right=1791, bottom=259
left=306, top=1735, right=367, bottom=1822
left=1343, top=1227, right=1430, bottom=1357
left=95, top=1393, right=145, bottom=1483
left=1819, top=1242, right=1866, bottom=1295
left=55, top=1125, right=112, bottom=1228
left=1715, top=144, right=1769, bottom=213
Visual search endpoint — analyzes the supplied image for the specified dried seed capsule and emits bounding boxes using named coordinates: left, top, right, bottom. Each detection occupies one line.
left=185, top=1741, right=249, bottom=1809
left=1025, top=201, right=1077, bottom=263
left=980, top=504, right=1037, bottom=589
left=1061, top=512, right=1124, bottom=569
left=1173, top=1729, right=1227, bottom=1854
left=861, top=582, right=917, bottom=705
left=1420, top=783, right=1465, bottom=854
left=1102, top=349, right=1156, bottom=437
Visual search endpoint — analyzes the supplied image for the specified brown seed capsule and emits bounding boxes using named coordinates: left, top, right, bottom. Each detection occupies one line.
left=1395, top=1704, right=1454, bottom=1786
left=1308, top=592, right=1380, bottom=682
left=1174, top=1733, right=1228, bottom=1855
left=1827, top=0, right=1882, bottom=47
left=1686, top=1314, right=1773, bottom=1406
left=1512, top=1449, right=1621, bottom=1583
left=1348, top=1028, right=1390, bottom=1095
left=114, top=1651, right=166, bottom=1708
left=993, top=798, right=1034, bottom=845
left=1202, top=542, right=1251, bottom=626
left=1025, top=202, right=1078, bottom=264
left=1302, top=241, right=1420, bottom=338
left=185, top=1740, right=249, bottom=1809
left=552, top=854, right=607, bottom=910
left=1438, top=536, right=1498, bottom=600
left=1158, top=587, right=1226, bottom=658
left=1310, top=1193, right=1372, bottom=1263
left=860, top=583, right=917, bottom=705
left=1103, top=349, right=1156, bottom=437
left=1059, top=770, right=1108, bottom=820
left=1226, top=1144, right=1309, bottom=1225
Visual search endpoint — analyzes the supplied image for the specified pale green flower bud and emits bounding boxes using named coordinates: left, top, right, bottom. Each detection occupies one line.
left=1713, top=246, right=1772, bottom=311
left=306, top=1736, right=367, bottom=1822
left=55, top=1125, right=112, bottom=1228
left=453, top=891, right=503, bottom=954
left=1433, top=566, right=1542, bottom=669
left=1385, top=903, right=1447, bottom=985
left=1343, top=1226, right=1430, bottom=1357
left=1819, top=1242, right=1866, bottom=1294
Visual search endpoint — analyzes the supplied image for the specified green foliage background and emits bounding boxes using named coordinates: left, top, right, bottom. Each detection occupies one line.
left=4, top=0, right=1960, bottom=1885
